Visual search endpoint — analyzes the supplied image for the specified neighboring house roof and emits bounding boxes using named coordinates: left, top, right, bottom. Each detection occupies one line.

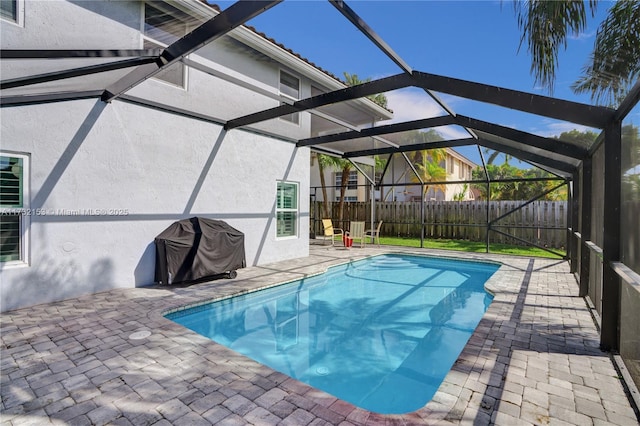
left=445, top=147, right=478, bottom=168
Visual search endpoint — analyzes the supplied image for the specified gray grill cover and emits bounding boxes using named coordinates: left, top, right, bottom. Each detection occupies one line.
left=154, top=217, right=245, bottom=285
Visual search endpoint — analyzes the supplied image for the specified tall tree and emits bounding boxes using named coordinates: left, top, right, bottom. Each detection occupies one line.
left=554, top=128, right=599, bottom=147
left=622, top=124, right=640, bottom=201
left=410, top=150, right=448, bottom=201
left=335, top=158, right=353, bottom=224
left=315, top=153, right=351, bottom=222
left=471, top=163, right=567, bottom=201
left=343, top=72, right=388, bottom=108
left=382, top=130, right=446, bottom=201
left=484, top=149, right=513, bottom=165
left=314, top=153, right=333, bottom=218
left=515, top=0, right=640, bottom=105
left=572, top=1, right=640, bottom=104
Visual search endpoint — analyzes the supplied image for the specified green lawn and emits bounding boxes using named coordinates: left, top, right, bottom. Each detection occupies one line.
left=375, top=236, right=566, bottom=259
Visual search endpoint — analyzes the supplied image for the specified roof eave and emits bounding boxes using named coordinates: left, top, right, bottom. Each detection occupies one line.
left=180, top=0, right=393, bottom=121
left=229, top=25, right=393, bottom=120
left=446, top=147, right=478, bottom=168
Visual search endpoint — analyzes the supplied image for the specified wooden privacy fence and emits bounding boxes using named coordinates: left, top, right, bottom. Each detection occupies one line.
left=312, top=200, right=567, bottom=250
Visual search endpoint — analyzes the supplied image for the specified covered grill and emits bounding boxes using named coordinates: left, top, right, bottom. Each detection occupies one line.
left=154, top=217, right=245, bottom=285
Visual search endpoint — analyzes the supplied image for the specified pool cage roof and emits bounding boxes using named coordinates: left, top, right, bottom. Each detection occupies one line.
left=2, top=0, right=637, bottom=179
left=1, top=0, right=639, bottom=351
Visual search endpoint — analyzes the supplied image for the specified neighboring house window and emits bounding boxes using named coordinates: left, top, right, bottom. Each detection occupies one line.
left=336, top=196, right=357, bottom=202
left=335, top=171, right=358, bottom=190
left=458, top=160, right=465, bottom=179
left=0, top=153, right=28, bottom=263
left=1, top=0, right=22, bottom=25
left=143, top=2, right=188, bottom=88
left=279, top=70, right=300, bottom=125
left=447, top=157, right=454, bottom=174
left=276, top=181, right=298, bottom=238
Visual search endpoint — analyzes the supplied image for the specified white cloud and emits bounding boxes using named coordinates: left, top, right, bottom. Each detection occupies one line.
left=436, top=125, right=472, bottom=140
left=531, top=121, right=597, bottom=138
left=568, top=31, right=595, bottom=41
left=384, top=88, right=447, bottom=123
left=381, top=89, right=477, bottom=140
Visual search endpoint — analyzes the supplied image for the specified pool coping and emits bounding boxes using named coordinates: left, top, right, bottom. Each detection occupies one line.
left=2, top=244, right=638, bottom=425
left=155, top=251, right=502, bottom=318
left=141, top=247, right=514, bottom=423
left=138, top=246, right=617, bottom=424
left=158, top=252, right=503, bottom=415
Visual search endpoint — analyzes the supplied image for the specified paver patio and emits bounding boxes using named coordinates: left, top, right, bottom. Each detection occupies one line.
left=1, top=245, right=638, bottom=425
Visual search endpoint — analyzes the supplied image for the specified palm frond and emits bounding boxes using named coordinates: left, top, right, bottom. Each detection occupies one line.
left=571, top=0, right=640, bottom=106
left=514, top=0, right=595, bottom=93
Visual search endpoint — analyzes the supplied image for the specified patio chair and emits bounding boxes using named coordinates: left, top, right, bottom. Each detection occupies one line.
left=347, top=221, right=366, bottom=248
left=365, top=220, right=383, bottom=246
left=321, top=219, right=343, bottom=246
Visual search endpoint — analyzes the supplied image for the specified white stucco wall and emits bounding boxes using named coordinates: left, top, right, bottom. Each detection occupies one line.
left=0, top=1, right=141, bottom=48
left=0, top=0, right=321, bottom=311
left=0, top=98, right=310, bottom=312
left=1, top=0, right=313, bottom=141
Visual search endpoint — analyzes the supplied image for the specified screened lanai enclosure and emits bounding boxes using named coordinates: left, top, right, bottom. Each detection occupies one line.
left=1, top=0, right=639, bottom=405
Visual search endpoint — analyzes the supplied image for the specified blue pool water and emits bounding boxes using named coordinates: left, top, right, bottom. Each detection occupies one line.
left=166, top=254, right=499, bottom=414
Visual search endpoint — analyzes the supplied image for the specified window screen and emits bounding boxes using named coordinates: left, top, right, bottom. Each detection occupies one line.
left=276, top=182, right=298, bottom=238
left=1, top=155, right=24, bottom=262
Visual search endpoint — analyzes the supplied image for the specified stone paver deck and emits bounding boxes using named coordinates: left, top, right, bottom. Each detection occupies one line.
left=2, top=245, right=638, bottom=425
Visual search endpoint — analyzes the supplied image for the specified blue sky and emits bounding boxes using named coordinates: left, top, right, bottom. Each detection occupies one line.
left=216, top=0, right=613, bottom=164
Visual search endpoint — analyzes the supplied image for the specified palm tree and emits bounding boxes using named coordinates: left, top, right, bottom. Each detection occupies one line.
left=419, top=146, right=447, bottom=167
left=315, top=153, right=352, bottom=223
left=343, top=72, right=388, bottom=108
left=572, top=1, right=640, bottom=104
left=314, top=153, right=333, bottom=218
left=515, top=0, right=640, bottom=105
left=483, top=149, right=513, bottom=165
left=453, top=183, right=469, bottom=201
left=410, top=150, right=448, bottom=201
left=382, top=131, right=447, bottom=201
left=335, top=159, right=353, bottom=224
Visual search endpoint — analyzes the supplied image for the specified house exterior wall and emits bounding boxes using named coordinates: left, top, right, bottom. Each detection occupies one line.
left=129, top=41, right=314, bottom=142
left=1, top=98, right=310, bottom=312
left=444, top=151, right=475, bottom=201
left=309, top=165, right=372, bottom=203
left=0, top=0, right=315, bottom=140
left=310, top=149, right=477, bottom=202
left=0, top=1, right=142, bottom=48
left=0, top=1, right=315, bottom=311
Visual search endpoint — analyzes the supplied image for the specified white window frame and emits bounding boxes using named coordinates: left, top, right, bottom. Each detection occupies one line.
left=335, top=170, right=358, bottom=190
left=275, top=181, right=299, bottom=239
left=279, top=70, right=300, bottom=125
left=0, top=152, right=30, bottom=267
left=0, top=0, right=24, bottom=27
left=141, top=2, right=188, bottom=89
left=336, top=196, right=358, bottom=202
left=447, top=156, right=454, bottom=174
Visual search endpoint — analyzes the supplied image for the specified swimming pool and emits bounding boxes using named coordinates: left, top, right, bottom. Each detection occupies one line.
left=166, top=254, right=499, bottom=414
